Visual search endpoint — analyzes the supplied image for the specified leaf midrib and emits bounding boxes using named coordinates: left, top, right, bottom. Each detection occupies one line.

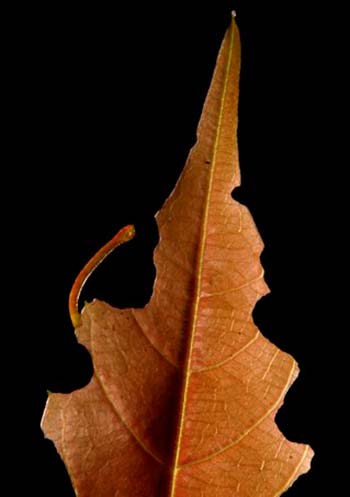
left=167, top=19, right=236, bottom=497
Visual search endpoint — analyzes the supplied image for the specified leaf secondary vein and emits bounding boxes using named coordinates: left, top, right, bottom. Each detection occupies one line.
left=94, top=369, right=164, bottom=465
left=179, top=360, right=296, bottom=468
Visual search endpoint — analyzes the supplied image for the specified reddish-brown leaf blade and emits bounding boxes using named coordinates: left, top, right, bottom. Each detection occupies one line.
left=42, top=16, right=313, bottom=497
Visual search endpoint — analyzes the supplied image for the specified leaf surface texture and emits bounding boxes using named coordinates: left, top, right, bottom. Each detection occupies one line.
left=42, top=17, right=313, bottom=497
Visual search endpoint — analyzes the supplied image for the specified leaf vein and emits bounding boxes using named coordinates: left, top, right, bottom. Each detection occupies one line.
left=193, top=331, right=259, bottom=373
left=180, top=359, right=297, bottom=468
left=131, top=309, right=179, bottom=369
left=94, top=372, right=164, bottom=465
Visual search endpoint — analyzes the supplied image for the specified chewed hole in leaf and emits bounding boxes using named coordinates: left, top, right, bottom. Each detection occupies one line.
left=46, top=343, right=93, bottom=394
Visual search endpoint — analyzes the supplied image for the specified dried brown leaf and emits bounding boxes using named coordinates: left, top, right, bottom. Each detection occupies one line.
left=42, top=16, right=313, bottom=497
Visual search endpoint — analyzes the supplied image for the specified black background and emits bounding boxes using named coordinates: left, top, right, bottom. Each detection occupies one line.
left=10, top=1, right=340, bottom=495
